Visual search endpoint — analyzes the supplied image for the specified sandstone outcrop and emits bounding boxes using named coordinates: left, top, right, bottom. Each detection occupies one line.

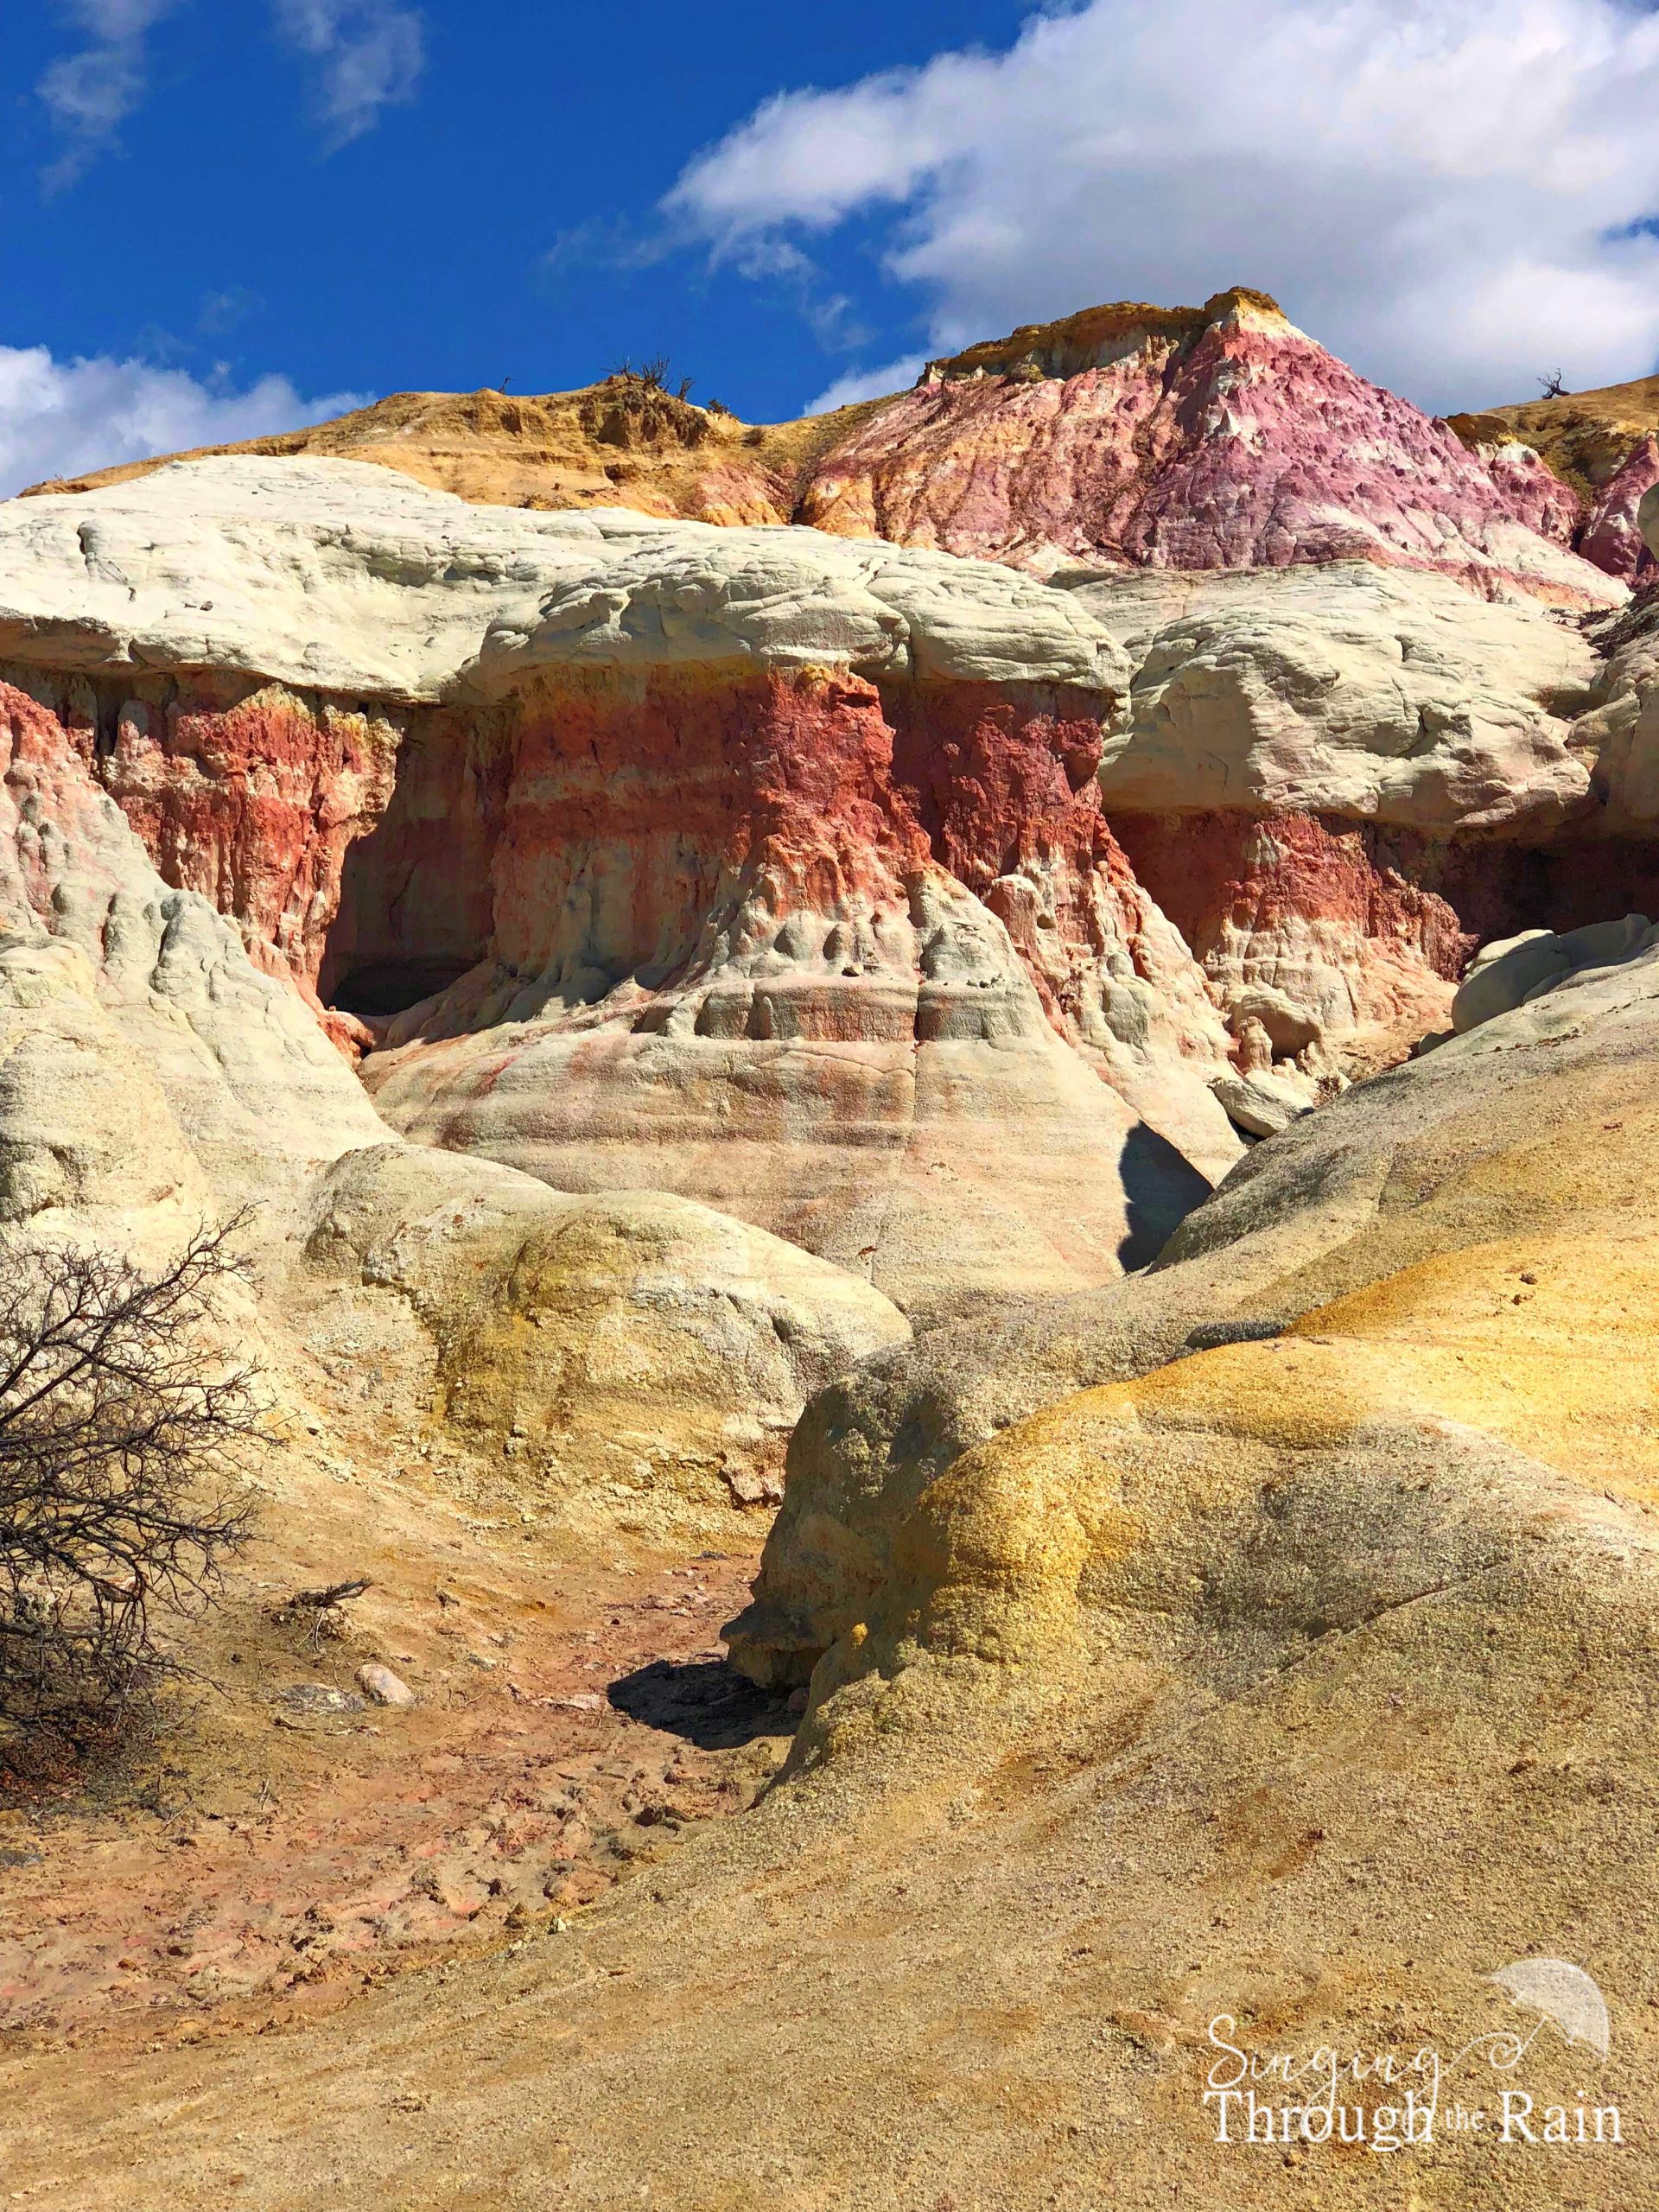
left=13, top=335, right=1659, bottom=2212
left=798, top=290, right=1618, bottom=606
left=0, top=639, right=912, bottom=1541
left=304, top=1141, right=907, bottom=1541
left=1, top=666, right=386, bottom=1211
left=1450, top=912, right=1658, bottom=1032
left=20, top=373, right=877, bottom=533
left=28, top=293, right=1634, bottom=619
left=1580, top=435, right=1659, bottom=582
left=33, top=918, right=1659, bottom=2212
left=1452, top=369, right=1659, bottom=581
left=1071, top=560, right=1606, bottom=1088
left=730, top=933, right=1659, bottom=1699
left=8, top=454, right=1659, bottom=1319
left=0, top=459, right=1243, bottom=1320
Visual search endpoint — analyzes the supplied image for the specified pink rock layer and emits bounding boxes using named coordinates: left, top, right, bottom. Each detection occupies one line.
left=1582, top=438, right=1659, bottom=584
left=801, top=292, right=1611, bottom=607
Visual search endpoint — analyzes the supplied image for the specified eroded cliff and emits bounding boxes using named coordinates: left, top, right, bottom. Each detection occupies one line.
left=3, top=455, right=1656, bottom=1324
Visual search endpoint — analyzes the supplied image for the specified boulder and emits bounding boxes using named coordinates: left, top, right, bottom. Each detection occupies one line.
left=304, top=1141, right=909, bottom=1541
left=354, top=1662, right=416, bottom=1708
left=1083, top=563, right=1598, bottom=836
left=1451, top=914, right=1659, bottom=1031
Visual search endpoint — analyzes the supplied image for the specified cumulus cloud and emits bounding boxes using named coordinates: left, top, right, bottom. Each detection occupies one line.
left=0, top=345, right=365, bottom=498
left=666, top=0, right=1659, bottom=412
left=36, top=0, right=184, bottom=190
left=271, top=0, right=424, bottom=149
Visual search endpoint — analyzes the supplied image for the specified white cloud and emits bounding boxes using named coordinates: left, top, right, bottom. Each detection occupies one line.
left=36, top=0, right=184, bottom=190
left=0, top=346, right=365, bottom=498
left=667, top=0, right=1659, bottom=412
left=807, top=355, right=927, bottom=414
left=272, top=0, right=424, bottom=149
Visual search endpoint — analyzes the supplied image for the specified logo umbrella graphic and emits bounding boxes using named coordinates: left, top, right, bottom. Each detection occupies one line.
left=1487, top=1959, right=1611, bottom=2059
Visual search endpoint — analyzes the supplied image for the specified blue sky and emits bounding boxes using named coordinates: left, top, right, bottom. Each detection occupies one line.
left=3, top=0, right=1659, bottom=493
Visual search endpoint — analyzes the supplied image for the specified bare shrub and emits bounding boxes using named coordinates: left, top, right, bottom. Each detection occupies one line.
left=0, top=1220, right=261, bottom=1767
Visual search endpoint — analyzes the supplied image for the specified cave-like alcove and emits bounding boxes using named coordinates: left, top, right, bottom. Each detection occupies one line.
left=318, top=724, right=501, bottom=1020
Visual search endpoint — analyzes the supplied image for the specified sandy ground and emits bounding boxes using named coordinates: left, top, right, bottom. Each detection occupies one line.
left=0, top=1548, right=792, bottom=2060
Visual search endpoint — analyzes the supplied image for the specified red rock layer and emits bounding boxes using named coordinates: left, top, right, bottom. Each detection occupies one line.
left=879, top=679, right=1222, bottom=1064
left=801, top=294, right=1599, bottom=603
left=488, top=665, right=934, bottom=1002
left=2, top=678, right=113, bottom=920
left=18, top=671, right=400, bottom=1002
left=338, top=664, right=1232, bottom=1322
left=331, top=667, right=1233, bottom=1128
left=1110, top=810, right=1475, bottom=1064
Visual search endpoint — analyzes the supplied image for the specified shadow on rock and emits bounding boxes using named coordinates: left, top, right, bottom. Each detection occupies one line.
left=1116, top=1118, right=1214, bottom=1271
left=607, top=1657, right=797, bottom=1750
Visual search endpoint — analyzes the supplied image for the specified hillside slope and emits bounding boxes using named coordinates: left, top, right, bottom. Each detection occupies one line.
left=22, top=291, right=1627, bottom=606
left=22, top=373, right=883, bottom=529
left=1452, top=372, right=1659, bottom=582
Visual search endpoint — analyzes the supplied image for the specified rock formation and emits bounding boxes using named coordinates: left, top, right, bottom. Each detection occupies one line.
left=1452, top=369, right=1659, bottom=582
left=729, top=921, right=1659, bottom=1694
left=1580, top=436, right=1659, bottom=582
left=26, top=289, right=1634, bottom=612
left=303, top=1143, right=906, bottom=1541
left=0, top=641, right=909, bottom=1538
left=20, top=372, right=875, bottom=532
left=0, top=666, right=386, bottom=1215
left=1450, top=912, right=1659, bottom=1032
left=6, top=453, right=1659, bottom=1320
left=28, top=834, right=1659, bottom=2212
left=798, top=289, right=1617, bottom=605
left=0, top=458, right=1239, bottom=1322
left=10, top=319, right=1659, bottom=2212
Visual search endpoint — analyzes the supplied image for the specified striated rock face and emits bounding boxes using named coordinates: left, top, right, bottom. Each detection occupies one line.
left=0, top=638, right=915, bottom=1545
left=3, top=454, right=1656, bottom=1319
left=798, top=289, right=1618, bottom=606
left=1071, top=559, right=1605, bottom=1084
left=0, top=668, right=388, bottom=1210
left=0, top=460, right=1236, bottom=1321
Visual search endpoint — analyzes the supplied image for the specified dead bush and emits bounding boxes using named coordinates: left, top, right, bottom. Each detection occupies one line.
left=0, top=1220, right=261, bottom=1768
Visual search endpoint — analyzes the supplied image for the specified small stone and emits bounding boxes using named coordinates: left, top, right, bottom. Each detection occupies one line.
left=355, top=1662, right=416, bottom=1708
left=723, top=1465, right=785, bottom=1509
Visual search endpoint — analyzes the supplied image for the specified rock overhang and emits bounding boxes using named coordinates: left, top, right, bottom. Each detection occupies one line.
left=0, top=456, right=1132, bottom=709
